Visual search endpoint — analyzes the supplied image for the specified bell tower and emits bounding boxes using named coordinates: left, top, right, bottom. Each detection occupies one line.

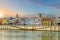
left=16, top=13, right=19, bottom=18
left=16, top=13, right=19, bottom=25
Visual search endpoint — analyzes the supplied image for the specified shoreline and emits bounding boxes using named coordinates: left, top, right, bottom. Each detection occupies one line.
left=0, top=25, right=59, bottom=31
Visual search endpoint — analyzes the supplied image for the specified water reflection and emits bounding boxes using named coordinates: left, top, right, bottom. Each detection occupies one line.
left=0, top=30, right=58, bottom=40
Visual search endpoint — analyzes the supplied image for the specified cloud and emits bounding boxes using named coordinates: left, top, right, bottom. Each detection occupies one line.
left=49, top=4, right=60, bottom=9
left=24, top=0, right=60, bottom=9
left=0, top=8, right=27, bottom=18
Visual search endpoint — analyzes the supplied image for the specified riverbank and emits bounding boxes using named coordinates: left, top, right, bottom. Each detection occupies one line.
left=0, top=25, right=59, bottom=31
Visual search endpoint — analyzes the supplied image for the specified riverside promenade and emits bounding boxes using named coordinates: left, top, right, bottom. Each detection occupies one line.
left=0, top=25, right=59, bottom=31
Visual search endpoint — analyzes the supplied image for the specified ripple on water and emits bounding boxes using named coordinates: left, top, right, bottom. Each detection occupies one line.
left=0, top=30, right=59, bottom=40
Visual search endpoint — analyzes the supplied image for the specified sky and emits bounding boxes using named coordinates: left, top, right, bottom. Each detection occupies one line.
left=0, top=0, right=60, bottom=17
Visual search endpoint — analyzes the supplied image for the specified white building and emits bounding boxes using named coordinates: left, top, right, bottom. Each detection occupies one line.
left=25, top=14, right=42, bottom=26
left=6, top=17, right=16, bottom=25
left=56, top=17, right=60, bottom=26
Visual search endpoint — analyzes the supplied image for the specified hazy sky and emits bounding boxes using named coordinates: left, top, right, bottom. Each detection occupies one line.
left=0, top=0, right=60, bottom=17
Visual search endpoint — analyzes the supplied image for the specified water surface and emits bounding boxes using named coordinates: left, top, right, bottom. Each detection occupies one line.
left=0, top=30, right=59, bottom=40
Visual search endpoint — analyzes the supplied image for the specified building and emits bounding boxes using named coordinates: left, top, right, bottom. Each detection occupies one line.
left=57, top=17, right=60, bottom=26
left=15, top=14, right=26, bottom=25
left=20, top=17, right=25, bottom=26
left=51, top=17, right=56, bottom=26
left=25, top=17, right=34, bottom=26
left=2, top=18, right=6, bottom=25
left=6, top=17, right=15, bottom=25
left=41, top=17, right=56, bottom=26
left=41, top=17, right=51, bottom=26
left=0, top=19, right=2, bottom=25
left=24, top=14, right=42, bottom=26
left=16, top=14, right=20, bottom=25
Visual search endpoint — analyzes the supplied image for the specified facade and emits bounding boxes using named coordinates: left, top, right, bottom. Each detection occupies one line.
left=41, top=17, right=56, bottom=26
left=16, top=14, right=20, bottom=25
left=6, top=17, right=15, bottom=25
left=41, top=17, right=51, bottom=26
left=57, top=17, right=60, bottom=26
left=51, top=17, right=56, bottom=26
left=0, top=13, right=57, bottom=26
left=2, top=18, right=6, bottom=25
left=0, top=19, right=2, bottom=25
left=20, top=18, right=25, bottom=26
left=25, top=17, right=34, bottom=26
left=15, top=14, right=25, bottom=25
left=25, top=14, right=42, bottom=26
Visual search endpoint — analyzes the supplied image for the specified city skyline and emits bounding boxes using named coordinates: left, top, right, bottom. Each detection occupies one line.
left=0, top=0, right=60, bottom=18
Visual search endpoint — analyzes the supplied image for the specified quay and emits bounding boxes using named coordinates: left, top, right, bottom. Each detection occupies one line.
left=0, top=25, right=59, bottom=31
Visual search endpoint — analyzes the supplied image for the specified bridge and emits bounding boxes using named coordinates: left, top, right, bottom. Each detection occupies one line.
left=0, top=25, right=59, bottom=31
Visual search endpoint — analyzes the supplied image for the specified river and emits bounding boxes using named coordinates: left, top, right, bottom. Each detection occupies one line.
left=0, top=30, right=59, bottom=40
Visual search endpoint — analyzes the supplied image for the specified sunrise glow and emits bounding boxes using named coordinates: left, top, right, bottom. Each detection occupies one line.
left=0, top=12, right=4, bottom=18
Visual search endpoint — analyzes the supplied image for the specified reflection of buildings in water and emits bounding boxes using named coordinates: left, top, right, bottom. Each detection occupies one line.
left=41, top=31, right=58, bottom=40
left=0, top=30, right=7, bottom=40
left=0, top=30, right=58, bottom=40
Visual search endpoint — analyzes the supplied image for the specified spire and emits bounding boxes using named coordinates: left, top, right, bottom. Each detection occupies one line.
left=16, top=13, right=20, bottom=25
left=38, top=13, right=42, bottom=17
left=16, top=13, right=19, bottom=18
